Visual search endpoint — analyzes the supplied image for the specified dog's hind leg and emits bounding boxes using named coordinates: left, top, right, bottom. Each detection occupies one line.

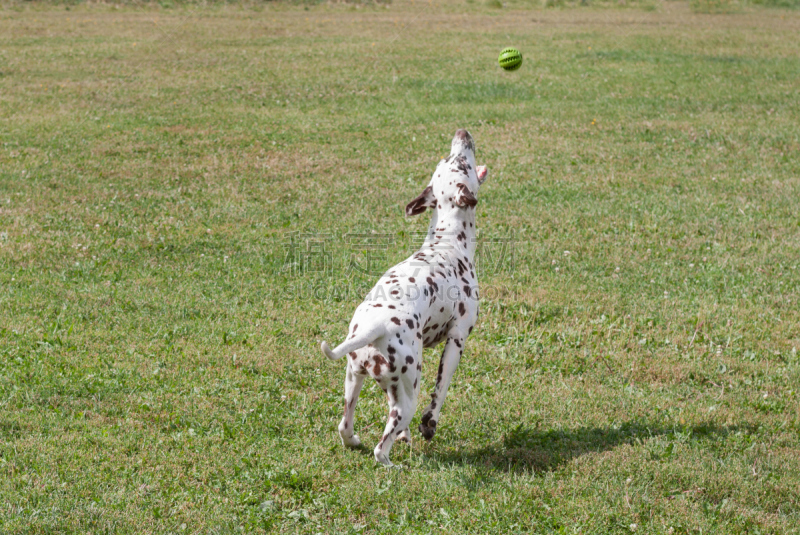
left=374, top=379, right=416, bottom=467
left=396, top=348, right=423, bottom=444
left=338, top=362, right=366, bottom=448
left=396, top=428, right=412, bottom=444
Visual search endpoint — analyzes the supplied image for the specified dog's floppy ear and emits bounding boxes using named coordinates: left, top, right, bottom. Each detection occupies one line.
left=405, top=186, right=436, bottom=216
left=476, top=165, right=489, bottom=185
left=455, top=183, right=478, bottom=208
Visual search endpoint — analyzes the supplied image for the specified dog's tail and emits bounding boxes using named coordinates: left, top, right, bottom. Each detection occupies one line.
left=321, top=324, right=386, bottom=361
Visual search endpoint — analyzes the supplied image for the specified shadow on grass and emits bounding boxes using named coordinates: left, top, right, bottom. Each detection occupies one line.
left=0, top=421, right=24, bottom=440
left=428, top=420, right=756, bottom=474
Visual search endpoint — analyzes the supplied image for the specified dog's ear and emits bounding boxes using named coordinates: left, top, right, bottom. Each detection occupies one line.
left=455, top=183, right=478, bottom=208
left=405, top=186, right=436, bottom=216
left=476, top=165, right=489, bottom=185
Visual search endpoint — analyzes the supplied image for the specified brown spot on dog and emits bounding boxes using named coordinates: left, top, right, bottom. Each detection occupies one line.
left=459, top=302, right=466, bottom=316
left=391, top=317, right=401, bottom=325
left=374, top=353, right=387, bottom=365
left=406, top=319, right=414, bottom=329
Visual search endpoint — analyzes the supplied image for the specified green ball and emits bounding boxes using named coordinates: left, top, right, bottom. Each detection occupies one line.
left=498, top=47, right=523, bottom=71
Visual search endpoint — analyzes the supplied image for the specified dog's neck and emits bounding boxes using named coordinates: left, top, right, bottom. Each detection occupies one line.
left=422, top=206, right=477, bottom=262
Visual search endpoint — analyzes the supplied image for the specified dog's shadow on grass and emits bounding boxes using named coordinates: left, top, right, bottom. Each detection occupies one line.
left=425, top=419, right=756, bottom=475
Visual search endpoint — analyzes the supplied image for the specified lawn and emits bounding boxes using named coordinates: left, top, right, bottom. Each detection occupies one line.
left=1, top=0, right=799, bottom=533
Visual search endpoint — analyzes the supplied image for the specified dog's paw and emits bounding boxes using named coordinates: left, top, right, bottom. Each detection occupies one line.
left=341, top=434, right=362, bottom=448
left=396, top=429, right=412, bottom=444
left=418, top=422, right=437, bottom=441
left=419, top=413, right=437, bottom=441
left=374, top=450, right=394, bottom=468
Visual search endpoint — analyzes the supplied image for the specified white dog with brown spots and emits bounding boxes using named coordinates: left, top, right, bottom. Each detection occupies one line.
left=320, top=129, right=489, bottom=467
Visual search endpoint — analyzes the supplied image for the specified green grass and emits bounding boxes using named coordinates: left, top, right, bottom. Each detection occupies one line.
left=1, top=0, right=800, bottom=533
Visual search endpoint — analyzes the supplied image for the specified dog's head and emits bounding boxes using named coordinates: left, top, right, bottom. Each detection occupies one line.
left=405, top=129, right=489, bottom=217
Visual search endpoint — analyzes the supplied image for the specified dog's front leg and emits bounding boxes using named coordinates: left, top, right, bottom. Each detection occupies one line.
left=419, top=332, right=466, bottom=441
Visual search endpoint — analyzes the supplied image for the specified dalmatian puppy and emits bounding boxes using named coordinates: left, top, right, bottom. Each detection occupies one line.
left=320, top=129, right=489, bottom=467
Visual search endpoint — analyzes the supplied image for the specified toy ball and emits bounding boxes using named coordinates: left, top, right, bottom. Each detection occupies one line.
left=498, top=47, right=523, bottom=71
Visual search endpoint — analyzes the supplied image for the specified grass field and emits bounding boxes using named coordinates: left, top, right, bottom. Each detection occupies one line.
left=2, top=0, right=800, bottom=533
